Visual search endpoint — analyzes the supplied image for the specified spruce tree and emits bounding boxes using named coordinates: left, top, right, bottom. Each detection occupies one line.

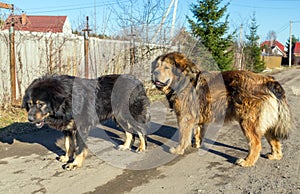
left=244, top=13, right=265, bottom=72
left=187, top=0, right=234, bottom=71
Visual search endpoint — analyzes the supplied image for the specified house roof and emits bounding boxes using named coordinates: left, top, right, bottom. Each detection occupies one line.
left=2, top=14, right=67, bottom=33
left=294, top=42, right=300, bottom=54
left=260, top=40, right=285, bottom=53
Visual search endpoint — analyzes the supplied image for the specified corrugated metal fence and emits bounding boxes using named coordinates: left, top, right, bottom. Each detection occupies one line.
left=0, top=30, right=167, bottom=106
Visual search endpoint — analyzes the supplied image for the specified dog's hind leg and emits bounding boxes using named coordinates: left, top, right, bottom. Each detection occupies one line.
left=136, top=131, right=147, bottom=153
left=264, top=130, right=282, bottom=160
left=117, top=131, right=134, bottom=151
left=236, top=120, right=262, bottom=167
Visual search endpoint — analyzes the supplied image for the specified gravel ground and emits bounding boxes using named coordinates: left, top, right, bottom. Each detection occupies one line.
left=0, top=68, right=299, bottom=194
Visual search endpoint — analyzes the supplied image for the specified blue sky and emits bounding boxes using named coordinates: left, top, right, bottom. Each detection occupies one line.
left=1, top=0, right=300, bottom=47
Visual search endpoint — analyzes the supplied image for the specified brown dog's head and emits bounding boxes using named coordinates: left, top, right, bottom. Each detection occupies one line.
left=151, top=52, right=200, bottom=93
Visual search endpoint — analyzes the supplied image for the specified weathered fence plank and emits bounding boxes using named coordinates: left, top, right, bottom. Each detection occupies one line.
left=0, top=30, right=166, bottom=106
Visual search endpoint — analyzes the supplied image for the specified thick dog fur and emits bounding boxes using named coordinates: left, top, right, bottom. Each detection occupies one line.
left=152, top=52, right=292, bottom=167
left=22, top=74, right=150, bottom=170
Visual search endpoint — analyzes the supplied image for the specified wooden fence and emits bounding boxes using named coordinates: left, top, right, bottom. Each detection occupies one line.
left=0, top=30, right=167, bottom=106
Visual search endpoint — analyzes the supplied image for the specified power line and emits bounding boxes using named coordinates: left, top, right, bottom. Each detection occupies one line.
left=263, top=0, right=300, bottom=1
left=276, top=23, right=289, bottom=34
left=231, top=3, right=300, bottom=10
left=17, top=0, right=130, bottom=14
left=21, top=0, right=128, bottom=10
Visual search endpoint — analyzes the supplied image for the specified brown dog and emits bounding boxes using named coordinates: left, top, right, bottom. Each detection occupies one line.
left=152, top=52, right=292, bottom=167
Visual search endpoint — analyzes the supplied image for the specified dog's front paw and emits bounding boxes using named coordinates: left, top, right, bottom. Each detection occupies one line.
left=64, top=163, right=78, bottom=171
left=135, top=147, right=146, bottom=153
left=169, top=146, right=184, bottom=155
left=193, top=142, right=201, bottom=149
left=58, top=155, right=70, bottom=163
left=266, top=152, right=282, bottom=160
left=117, top=145, right=131, bottom=151
left=235, top=158, right=254, bottom=167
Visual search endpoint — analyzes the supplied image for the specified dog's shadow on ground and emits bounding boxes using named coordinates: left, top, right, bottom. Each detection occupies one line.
left=201, top=139, right=248, bottom=164
left=90, top=120, right=179, bottom=153
left=0, top=122, right=65, bottom=156
left=0, top=121, right=252, bottom=165
left=91, top=120, right=251, bottom=165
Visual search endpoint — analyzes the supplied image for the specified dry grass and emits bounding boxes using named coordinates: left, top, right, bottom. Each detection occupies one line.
left=146, top=86, right=166, bottom=102
left=0, top=91, right=166, bottom=129
left=0, top=107, right=27, bottom=128
left=0, top=80, right=167, bottom=129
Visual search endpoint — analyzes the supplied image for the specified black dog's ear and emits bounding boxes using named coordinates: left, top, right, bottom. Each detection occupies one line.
left=51, top=94, right=66, bottom=117
left=22, top=91, right=30, bottom=111
left=22, top=77, right=41, bottom=111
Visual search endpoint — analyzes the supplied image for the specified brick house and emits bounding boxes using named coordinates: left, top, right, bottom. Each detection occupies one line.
left=1, top=14, right=72, bottom=34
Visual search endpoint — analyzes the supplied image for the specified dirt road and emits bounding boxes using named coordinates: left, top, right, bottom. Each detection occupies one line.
left=0, top=68, right=299, bottom=194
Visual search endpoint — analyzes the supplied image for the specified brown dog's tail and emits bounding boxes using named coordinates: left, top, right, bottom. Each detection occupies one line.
left=266, top=79, right=286, bottom=100
left=267, top=80, right=292, bottom=139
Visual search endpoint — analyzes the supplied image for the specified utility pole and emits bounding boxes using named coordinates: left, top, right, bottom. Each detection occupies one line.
left=239, top=24, right=244, bottom=70
left=289, top=20, right=292, bottom=68
left=82, top=16, right=92, bottom=78
left=151, top=0, right=175, bottom=43
left=0, top=2, right=16, bottom=104
left=94, top=0, right=97, bottom=33
left=170, top=0, right=178, bottom=39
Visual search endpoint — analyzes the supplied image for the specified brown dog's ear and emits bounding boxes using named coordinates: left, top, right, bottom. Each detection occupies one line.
left=170, top=52, right=186, bottom=71
left=171, top=52, right=200, bottom=82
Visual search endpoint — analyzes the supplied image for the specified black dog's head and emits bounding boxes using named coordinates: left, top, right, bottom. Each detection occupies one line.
left=22, top=77, right=66, bottom=128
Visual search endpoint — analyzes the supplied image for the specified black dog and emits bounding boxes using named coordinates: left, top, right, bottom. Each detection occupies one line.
left=22, top=74, right=150, bottom=170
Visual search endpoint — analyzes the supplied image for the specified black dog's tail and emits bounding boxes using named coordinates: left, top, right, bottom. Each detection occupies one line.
left=266, top=80, right=292, bottom=139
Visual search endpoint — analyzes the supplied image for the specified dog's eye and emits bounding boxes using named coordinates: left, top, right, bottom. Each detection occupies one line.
left=36, top=102, right=45, bottom=109
left=165, top=66, right=170, bottom=70
left=28, top=101, right=33, bottom=107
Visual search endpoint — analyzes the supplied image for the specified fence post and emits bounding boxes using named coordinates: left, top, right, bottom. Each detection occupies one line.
left=83, top=16, right=91, bottom=78
left=1, top=2, right=16, bottom=105
left=9, top=17, right=16, bottom=105
left=129, top=25, right=136, bottom=74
